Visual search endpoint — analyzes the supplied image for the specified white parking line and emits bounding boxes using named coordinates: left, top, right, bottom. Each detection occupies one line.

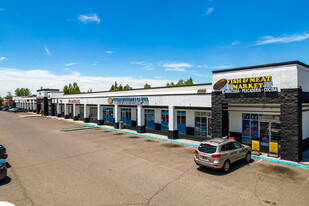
left=254, top=159, right=263, bottom=164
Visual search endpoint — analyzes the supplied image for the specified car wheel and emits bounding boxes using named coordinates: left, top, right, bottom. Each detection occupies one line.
left=245, top=152, right=251, bottom=163
left=222, top=160, right=230, bottom=173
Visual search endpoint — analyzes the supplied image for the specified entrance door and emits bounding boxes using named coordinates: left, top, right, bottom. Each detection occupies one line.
left=177, top=111, right=186, bottom=134
left=161, top=110, right=168, bottom=131
left=259, top=122, right=270, bottom=146
left=145, top=110, right=155, bottom=129
left=103, top=108, right=113, bottom=123
left=121, top=108, right=131, bottom=126
left=259, top=121, right=281, bottom=146
left=195, top=112, right=209, bottom=137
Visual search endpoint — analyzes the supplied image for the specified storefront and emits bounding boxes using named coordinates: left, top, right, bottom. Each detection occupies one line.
left=211, top=61, right=309, bottom=162
left=13, top=61, right=309, bottom=162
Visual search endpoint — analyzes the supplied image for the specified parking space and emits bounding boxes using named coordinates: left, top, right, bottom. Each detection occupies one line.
left=0, top=111, right=309, bottom=206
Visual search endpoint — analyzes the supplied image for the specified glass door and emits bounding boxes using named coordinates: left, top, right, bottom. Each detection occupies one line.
left=259, top=122, right=270, bottom=146
left=121, top=108, right=131, bottom=126
left=195, top=112, right=207, bottom=137
left=145, top=109, right=155, bottom=129
left=161, top=110, right=168, bottom=131
left=79, top=106, right=84, bottom=119
left=177, top=111, right=186, bottom=134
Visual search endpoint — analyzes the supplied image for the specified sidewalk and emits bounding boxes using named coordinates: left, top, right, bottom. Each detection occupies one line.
left=42, top=114, right=309, bottom=170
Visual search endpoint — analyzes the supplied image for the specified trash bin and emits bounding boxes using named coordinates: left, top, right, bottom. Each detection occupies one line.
left=119, top=121, right=124, bottom=129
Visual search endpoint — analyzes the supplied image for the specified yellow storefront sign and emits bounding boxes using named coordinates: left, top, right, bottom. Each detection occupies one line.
left=251, top=140, right=260, bottom=151
left=269, top=142, right=278, bottom=154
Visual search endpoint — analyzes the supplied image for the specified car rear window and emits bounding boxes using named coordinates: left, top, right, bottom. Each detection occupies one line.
left=198, top=144, right=217, bottom=153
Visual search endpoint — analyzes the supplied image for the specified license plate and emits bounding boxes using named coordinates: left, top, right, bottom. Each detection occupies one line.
left=201, top=156, right=207, bottom=160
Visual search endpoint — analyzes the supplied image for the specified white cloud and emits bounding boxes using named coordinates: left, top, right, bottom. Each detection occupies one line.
left=0, top=67, right=172, bottom=96
left=203, top=8, right=214, bottom=16
left=203, top=65, right=232, bottom=69
left=165, top=67, right=186, bottom=72
left=65, top=62, right=80, bottom=67
left=132, top=61, right=155, bottom=71
left=231, top=41, right=240, bottom=46
left=254, top=33, right=309, bottom=45
left=0, top=57, right=7, bottom=62
left=78, top=13, right=101, bottom=24
left=106, top=51, right=113, bottom=54
left=64, top=68, right=70, bottom=71
left=44, top=46, right=51, bottom=55
left=154, top=76, right=162, bottom=79
left=162, top=62, right=192, bottom=72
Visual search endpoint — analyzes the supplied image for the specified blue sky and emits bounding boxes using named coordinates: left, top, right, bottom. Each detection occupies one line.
left=1, top=0, right=309, bottom=96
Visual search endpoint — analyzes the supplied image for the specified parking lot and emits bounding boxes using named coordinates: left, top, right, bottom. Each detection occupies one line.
left=0, top=111, right=309, bottom=206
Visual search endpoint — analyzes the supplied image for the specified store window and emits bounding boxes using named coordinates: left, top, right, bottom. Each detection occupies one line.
left=68, top=105, right=73, bottom=118
left=161, top=110, right=168, bottom=131
left=103, top=108, right=113, bottom=123
left=89, top=107, right=98, bottom=122
left=177, top=111, right=186, bottom=134
left=121, top=108, right=132, bottom=126
left=242, top=113, right=259, bottom=144
left=195, top=112, right=212, bottom=137
left=145, top=109, right=155, bottom=129
left=79, top=106, right=84, bottom=119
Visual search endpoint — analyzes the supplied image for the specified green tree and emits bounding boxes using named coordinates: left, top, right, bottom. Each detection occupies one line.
left=5, top=92, right=13, bottom=106
left=63, top=82, right=81, bottom=94
left=0, top=96, right=4, bottom=107
left=144, top=83, right=151, bottom=88
left=176, top=80, right=184, bottom=86
left=124, top=84, right=132, bottom=90
left=184, top=77, right=193, bottom=85
left=110, top=82, right=132, bottom=91
left=15, top=88, right=31, bottom=96
left=166, top=77, right=193, bottom=87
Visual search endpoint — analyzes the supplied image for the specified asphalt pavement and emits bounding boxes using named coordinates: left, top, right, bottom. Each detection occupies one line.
left=0, top=111, right=308, bottom=206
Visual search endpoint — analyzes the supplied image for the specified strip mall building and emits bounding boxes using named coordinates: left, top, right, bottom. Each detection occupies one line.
left=13, top=61, right=309, bottom=162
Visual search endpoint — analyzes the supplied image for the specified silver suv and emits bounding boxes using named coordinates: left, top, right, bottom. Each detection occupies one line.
left=194, top=138, right=251, bottom=172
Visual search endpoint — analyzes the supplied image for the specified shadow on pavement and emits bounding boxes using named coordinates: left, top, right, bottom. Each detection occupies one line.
left=0, top=176, right=11, bottom=186
left=196, top=159, right=255, bottom=176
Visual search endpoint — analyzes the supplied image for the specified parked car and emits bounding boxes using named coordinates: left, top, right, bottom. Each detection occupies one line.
left=0, top=145, right=8, bottom=159
left=0, top=159, right=7, bottom=181
left=9, top=108, right=25, bottom=113
left=8, top=108, right=16, bottom=112
left=2, top=107, right=10, bottom=111
left=194, top=138, right=251, bottom=172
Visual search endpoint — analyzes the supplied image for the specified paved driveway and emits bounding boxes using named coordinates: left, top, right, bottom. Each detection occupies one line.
left=0, top=112, right=308, bottom=206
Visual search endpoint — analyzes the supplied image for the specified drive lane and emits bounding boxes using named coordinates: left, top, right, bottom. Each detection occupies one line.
left=0, top=112, right=308, bottom=206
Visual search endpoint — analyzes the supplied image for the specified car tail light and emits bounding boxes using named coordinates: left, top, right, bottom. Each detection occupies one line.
left=195, top=149, right=199, bottom=155
left=211, top=154, right=222, bottom=158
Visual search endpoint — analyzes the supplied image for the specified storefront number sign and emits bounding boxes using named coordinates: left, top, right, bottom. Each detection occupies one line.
left=213, top=76, right=278, bottom=93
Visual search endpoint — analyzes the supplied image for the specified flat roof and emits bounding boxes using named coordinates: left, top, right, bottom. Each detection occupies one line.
left=212, top=60, right=309, bottom=74
left=63, top=83, right=212, bottom=95
left=37, top=89, right=60, bottom=92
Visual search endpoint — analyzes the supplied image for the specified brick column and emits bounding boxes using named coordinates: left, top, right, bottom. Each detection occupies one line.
left=211, top=91, right=227, bottom=138
left=280, top=88, right=303, bottom=162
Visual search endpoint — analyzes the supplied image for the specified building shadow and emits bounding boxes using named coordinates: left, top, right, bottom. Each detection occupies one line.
left=196, top=159, right=255, bottom=176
